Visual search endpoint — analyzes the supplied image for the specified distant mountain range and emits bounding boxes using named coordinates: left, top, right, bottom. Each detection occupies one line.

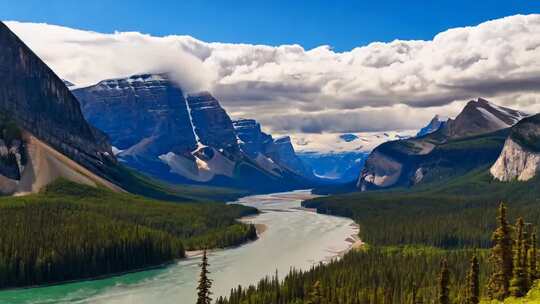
left=290, top=131, right=415, bottom=183
left=72, top=74, right=318, bottom=192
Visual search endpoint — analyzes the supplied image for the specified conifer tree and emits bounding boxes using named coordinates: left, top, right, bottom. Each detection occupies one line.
left=487, top=202, right=513, bottom=300
left=196, top=249, right=213, bottom=304
left=510, top=218, right=527, bottom=297
left=466, top=255, right=480, bottom=304
left=307, top=280, right=323, bottom=304
left=439, top=259, right=450, bottom=304
left=529, top=231, right=538, bottom=282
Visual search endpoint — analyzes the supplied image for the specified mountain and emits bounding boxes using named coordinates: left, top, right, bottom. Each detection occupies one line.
left=73, top=75, right=315, bottom=191
left=416, top=115, right=448, bottom=137
left=233, top=119, right=314, bottom=179
left=445, top=98, right=526, bottom=139
left=490, top=114, right=540, bottom=181
left=357, top=98, right=525, bottom=191
left=0, top=21, right=122, bottom=194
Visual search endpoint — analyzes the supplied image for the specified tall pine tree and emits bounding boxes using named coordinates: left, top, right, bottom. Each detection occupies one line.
left=487, top=202, right=513, bottom=300
left=439, top=259, right=450, bottom=304
left=529, top=231, right=538, bottom=283
left=510, top=218, right=527, bottom=297
left=196, top=249, right=213, bottom=304
left=466, top=255, right=480, bottom=304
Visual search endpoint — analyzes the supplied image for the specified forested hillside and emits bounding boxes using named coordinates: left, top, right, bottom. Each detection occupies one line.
left=0, top=180, right=257, bottom=288
left=216, top=170, right=540, bottom=303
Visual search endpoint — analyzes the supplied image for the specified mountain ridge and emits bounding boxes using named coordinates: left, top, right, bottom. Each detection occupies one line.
left=357, top=98, right=523, bottom=191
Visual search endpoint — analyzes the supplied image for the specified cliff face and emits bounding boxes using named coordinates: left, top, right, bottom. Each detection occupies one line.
left=73, top=74, right=197, bottom=157
left=0, top=22, right=114, bottom=175
left=186, top=92, right=238, bottom=150
left=233, top=119, right=273, bottom=158
left=491, top=114, right=540, bottom=182
left=490, top=138, right=540, bottom=182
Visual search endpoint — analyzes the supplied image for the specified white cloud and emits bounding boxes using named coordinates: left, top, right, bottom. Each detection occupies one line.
left=5, top=14, right=540, bottom=134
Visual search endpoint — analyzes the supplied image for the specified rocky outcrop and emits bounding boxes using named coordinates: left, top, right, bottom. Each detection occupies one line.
left=0, top=21, right=114, bottom=179
left=490, top=138, right=540, bottom=181
left=186, top=92, right=238, bottom=150
left=357, top=151, right=402, bottom=190
left=491, top=114, right=540, bottom=182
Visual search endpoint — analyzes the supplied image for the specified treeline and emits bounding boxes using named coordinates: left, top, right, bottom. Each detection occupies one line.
left=213, top=169, right=540, bottom=304
left=0, top=180, right=257, bottom=288
left=216, top=248, right=490, bottom=304
left=303, top=172, right=540, bottom=249
left=215, top=204, right=540, bottom=304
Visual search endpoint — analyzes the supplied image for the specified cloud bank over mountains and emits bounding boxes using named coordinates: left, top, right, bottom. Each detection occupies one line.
left=6, top=14, right=540, bottom=134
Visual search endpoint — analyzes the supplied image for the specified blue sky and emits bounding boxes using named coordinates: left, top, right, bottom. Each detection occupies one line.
left=1, top=0, right=539, bottom=51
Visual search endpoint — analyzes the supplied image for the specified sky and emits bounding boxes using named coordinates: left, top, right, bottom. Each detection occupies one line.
left=1, top=0, right=539, bottom=51
left=2, top=1, right=540, bottom=139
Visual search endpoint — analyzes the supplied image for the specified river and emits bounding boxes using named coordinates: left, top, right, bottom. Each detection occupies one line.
left=0, top=190, right=359, bottom=304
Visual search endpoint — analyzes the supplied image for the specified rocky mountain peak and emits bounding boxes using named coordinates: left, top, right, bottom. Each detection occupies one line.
left=446, top=98, right=526, bottom=139
left=0, top=21, right=114, bottom=173
left=73, top=73, right=197, bottom=156
left=416, top=115, right=448, bottom=137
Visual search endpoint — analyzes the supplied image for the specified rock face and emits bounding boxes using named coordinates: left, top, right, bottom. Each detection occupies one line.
left=265, top=136, right=313, bottom=178
left=0, top=22, right=123, bottom=194
left=186, top=92, right=238, bottom=150
left=491, top=114, right=540, bottom=182
left=73, top=74, right=197, bottom=156
left=358, top=98, right=522, bottom=190
left=233, top=119, right=273, bottom=158
left=0, top=21, right=114, bottom=176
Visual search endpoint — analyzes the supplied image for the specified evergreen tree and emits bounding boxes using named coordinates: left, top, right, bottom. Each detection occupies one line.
left=196, top=249, right=213, bottom=304
left=529, top=231, right=538, bottom=282
left=466, top=255, right=480, bottom=304
left=439, top=259, right=450, bottom=304
left=306, top=280, right=323, bottom=304
left=487, top=202, right=513, bottom=300
left=510, top=218, right=527, bottom=297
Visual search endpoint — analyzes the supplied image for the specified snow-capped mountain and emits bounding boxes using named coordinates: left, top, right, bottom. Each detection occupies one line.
left=416, top=115, right=449, bottom=137
left=72, top=74, right=315, bottom=191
